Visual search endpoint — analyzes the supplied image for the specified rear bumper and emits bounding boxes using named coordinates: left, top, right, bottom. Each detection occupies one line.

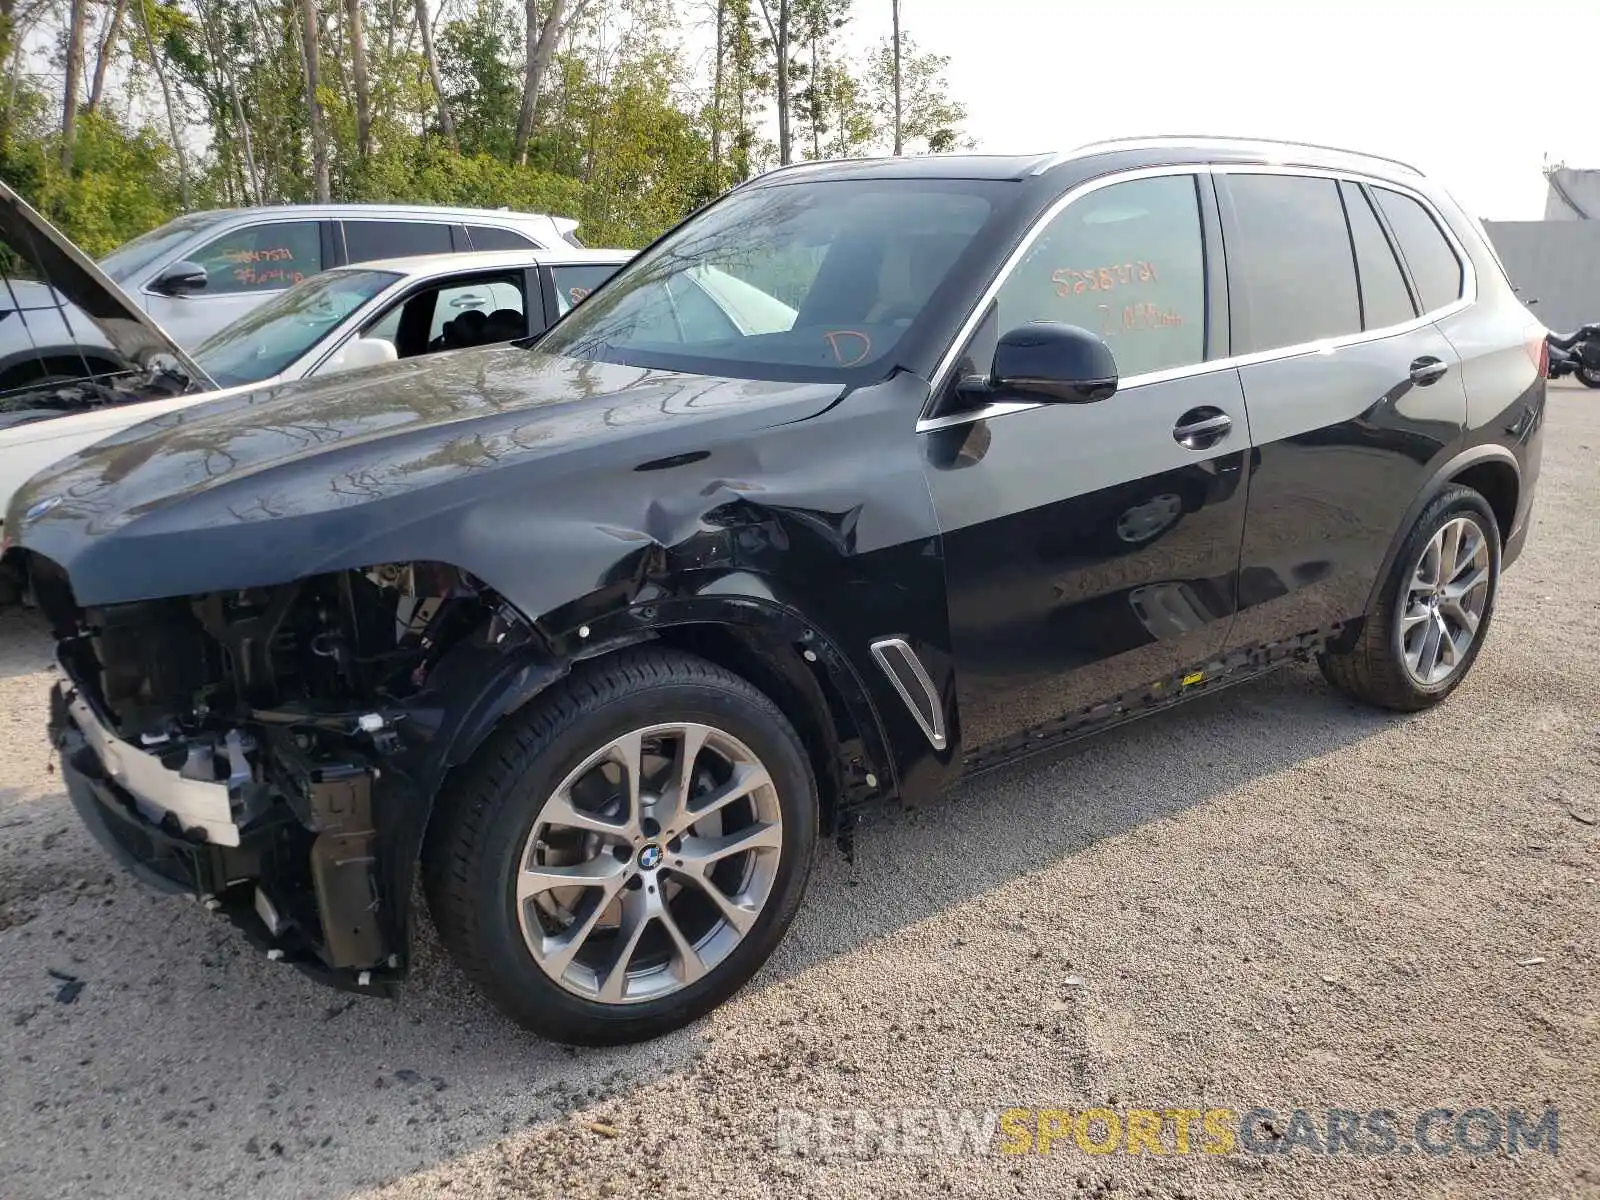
left=1503, top=382, right=1547, bottom=572
left=1503, top=509, right=1531, bottom=570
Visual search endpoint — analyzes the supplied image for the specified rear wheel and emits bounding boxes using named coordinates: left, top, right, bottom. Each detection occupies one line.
left=1319, top=485, right=1500, bottom=711
left=423, top=647, right=818, bottom=1044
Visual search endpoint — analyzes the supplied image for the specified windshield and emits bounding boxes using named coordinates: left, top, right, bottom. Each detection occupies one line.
left=536, top=178, right=1006, bottom=382
left=98, top=211, right=229, bottom=282
left=194, top=268, right=398, bottom=387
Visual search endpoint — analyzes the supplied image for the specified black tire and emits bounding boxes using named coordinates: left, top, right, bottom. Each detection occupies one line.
left=1577, top=365, right=1600, bottom=389
left=1318, top=484, right=1501, bottom=711
left=422, top=646, right=818, bottom=1045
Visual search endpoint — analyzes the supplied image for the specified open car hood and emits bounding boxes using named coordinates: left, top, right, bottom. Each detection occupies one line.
left=0, top=182, right=213, bottom=387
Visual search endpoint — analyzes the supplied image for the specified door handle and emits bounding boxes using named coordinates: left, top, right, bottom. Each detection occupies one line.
left=1172, top=408, right=1233, bottom=450
left=1409, top=356, right=1449, bottom=386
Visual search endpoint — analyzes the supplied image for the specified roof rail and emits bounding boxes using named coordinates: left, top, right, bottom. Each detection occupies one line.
left=1050, top=135, right=1424, bottom=177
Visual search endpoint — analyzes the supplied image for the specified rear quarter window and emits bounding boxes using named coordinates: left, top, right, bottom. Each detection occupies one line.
left=1372, top=188, right=1465, bottom=314
left=465, top=225, right=540, bottom=251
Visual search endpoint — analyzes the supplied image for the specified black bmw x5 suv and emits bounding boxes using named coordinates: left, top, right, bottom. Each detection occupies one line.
left=5, top=137, right=1544, bottom=1045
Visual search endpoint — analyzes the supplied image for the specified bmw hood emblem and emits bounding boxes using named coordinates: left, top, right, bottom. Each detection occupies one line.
left=22, top=494, right=62, bottom=523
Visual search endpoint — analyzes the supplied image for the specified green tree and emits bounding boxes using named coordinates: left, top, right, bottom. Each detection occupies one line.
left=0, top=0, right=973, bottom=261
left=438, top=0, right=522, bottom=160
left=864, top=30, right=965, bottom=154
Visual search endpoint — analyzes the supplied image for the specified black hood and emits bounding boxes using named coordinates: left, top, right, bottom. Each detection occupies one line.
left=10, top=345, right=846, bottom=610
left=0, top=182, right=212, bottom=384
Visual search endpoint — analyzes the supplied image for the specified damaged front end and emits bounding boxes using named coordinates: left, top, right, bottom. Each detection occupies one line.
left=37, top=555, right=545, bottom=994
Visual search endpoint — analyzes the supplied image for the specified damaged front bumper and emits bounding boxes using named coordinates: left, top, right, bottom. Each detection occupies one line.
left=62, top=685, right=246, bottom=847
left=49, top=680, right=403, bottom=997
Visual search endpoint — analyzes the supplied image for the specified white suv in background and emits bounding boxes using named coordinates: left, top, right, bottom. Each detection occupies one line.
left=0, top=204, right=582, bottom=385
left=0, top=225, right=629, bottom=540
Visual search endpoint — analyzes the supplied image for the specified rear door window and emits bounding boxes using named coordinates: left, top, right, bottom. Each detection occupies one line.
left=343, top=220, right=454, bottom=265
left=1340, top=182, right=1416, bottom=331
left=1371, top=188, right=1464, bottom=314
left=188, top=221, right=323, bottom=295
left=1223, top=174, right=1361, bottom=354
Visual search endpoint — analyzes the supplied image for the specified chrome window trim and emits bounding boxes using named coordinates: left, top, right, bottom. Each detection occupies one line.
left=869, top=637, right=948, bottom=751
left=917, top=163, right=1476, bottom=435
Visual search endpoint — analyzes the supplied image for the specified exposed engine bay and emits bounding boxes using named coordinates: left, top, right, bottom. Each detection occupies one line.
left=37, top=556, right=536, bottom=990
left=0, top=363, right=193, bottom=426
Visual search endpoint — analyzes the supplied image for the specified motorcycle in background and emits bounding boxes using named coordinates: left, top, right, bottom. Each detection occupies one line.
left=1546, top=323, right=1600, bottom=388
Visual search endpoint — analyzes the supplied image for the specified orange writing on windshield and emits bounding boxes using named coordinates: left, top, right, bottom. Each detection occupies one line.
left=823, top=330, right=872, bottom=367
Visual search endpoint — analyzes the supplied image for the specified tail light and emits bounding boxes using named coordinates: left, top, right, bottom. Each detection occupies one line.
left=1523, top=323, right=1548, bottom=378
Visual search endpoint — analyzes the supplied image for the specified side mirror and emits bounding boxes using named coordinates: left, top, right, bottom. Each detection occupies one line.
left=990, top=321, right=1118, bottom=403
left=321, top=336, right=397, bottom=377
left=149, top=260, right=209, bottom=297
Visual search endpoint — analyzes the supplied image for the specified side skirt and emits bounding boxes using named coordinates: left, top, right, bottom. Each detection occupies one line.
left=960, top=624, right=1345, bottom=778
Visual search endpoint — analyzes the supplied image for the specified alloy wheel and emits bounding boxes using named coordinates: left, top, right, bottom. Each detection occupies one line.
left=514, top=722, right=783, bottom=1004
left=1399, top=515, right=1492, bottom=686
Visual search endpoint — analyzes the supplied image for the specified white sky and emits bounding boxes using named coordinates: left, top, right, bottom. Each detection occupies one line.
left=853, top=0, right=1598, bottom=220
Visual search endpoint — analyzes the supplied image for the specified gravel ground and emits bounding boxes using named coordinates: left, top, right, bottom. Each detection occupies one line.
left=0, top=388, right=1596, bottom=1200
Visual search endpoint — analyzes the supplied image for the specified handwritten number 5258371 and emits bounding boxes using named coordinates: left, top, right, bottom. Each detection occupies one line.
left=1050, top=261, right=1158, bottom=297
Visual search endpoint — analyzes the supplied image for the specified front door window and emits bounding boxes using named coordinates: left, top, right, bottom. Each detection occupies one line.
left=991, top=174, right=1208, bottom=378
left=189, top=222, right=324, bottom=295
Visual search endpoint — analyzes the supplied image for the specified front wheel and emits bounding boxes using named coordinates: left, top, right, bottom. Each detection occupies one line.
left=423, top=647, right=818, bottom=1045
left=1576, top=364, right=1600, bottom=389
left=1319, top=485, right=1500, bottom=711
